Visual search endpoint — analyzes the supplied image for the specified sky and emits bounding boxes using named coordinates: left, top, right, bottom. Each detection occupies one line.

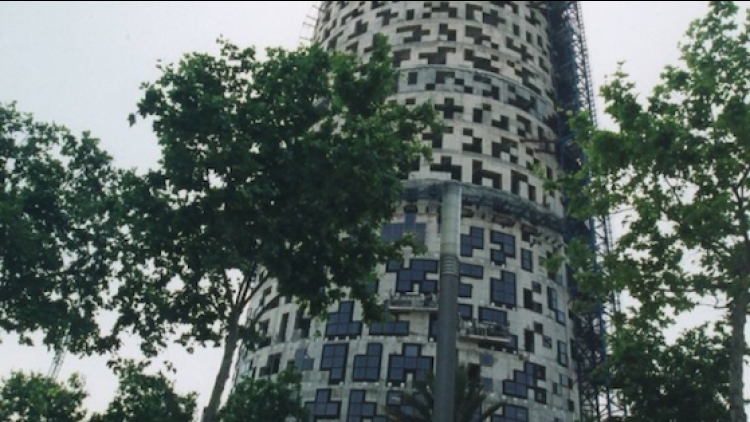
left=1, top=0, right=748, bottom=417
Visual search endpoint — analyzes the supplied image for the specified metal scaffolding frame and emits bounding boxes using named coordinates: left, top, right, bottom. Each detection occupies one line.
left=547, top=2, right=622, bottom=421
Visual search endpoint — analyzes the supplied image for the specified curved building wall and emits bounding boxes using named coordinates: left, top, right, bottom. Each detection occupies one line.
left=235, top=2, right=579, bottom=421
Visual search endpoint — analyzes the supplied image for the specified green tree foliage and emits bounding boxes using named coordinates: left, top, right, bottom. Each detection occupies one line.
left=384, top=365, right=502, bottom=422
left=117, top=34, right=439, bottom=422
left=218, top=368, right=306, bottom=422
left=0, top=102, right=121, bottom=353
left=607, top=324, right=729, bottom=421
left=89, top=360, right=196, bottom=422
left=556, top=2, right=750, bottom=420
left=0, top=371, right=87, bottom=422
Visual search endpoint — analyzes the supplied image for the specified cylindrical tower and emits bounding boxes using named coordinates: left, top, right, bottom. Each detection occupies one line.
left=236, top=2, right=580, bottom=421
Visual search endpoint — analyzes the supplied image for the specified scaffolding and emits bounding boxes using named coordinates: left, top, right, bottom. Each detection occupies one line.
left=547, top=2, right=622, bottom=421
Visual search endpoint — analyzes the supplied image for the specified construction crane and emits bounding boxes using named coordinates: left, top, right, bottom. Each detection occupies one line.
left=47, top=331, right=69, bottom=380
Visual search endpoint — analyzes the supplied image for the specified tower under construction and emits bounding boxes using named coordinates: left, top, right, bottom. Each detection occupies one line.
left=235, top=2, right=614, bottom=421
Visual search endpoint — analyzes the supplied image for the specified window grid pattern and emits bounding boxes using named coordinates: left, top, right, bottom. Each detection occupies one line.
left=369, top=319, right=410, bottom=336
left=388, top=259, right=439, bottom=293
left=492, top=405, right=528, bottom=422
left=479, top=307, right=508, bottom=325
left=347, top=390, right=378, bottom=422
left=491, top=231, right=516, bottom=259
left=326, top=301, right=362, bottom=339
left=558, top=341, right=569, bottom=367
left=381, top=211, right=426, bottom=245
left=548, top=287, right=566, bottom=325
left=460, top=262, right=484, bottom=279
left=459, top=282, right=473, bottom=298
left=480, top=353, right=495, bottom=367
left=458, top=304, right=473, bottom=320
left=490, top=271, right=516, bottom=307
left=353, top=343, right=382, bottom=382
left=521, top=248, right=533, bottom=272
left=461, top=227, right=484, bottom=257
left=502, top=362, right=546, bottom=400
left=294, top=347, right=314, bottom=371
left=306, top=389, right=341, bottom=420
left=320, top=343, right=348, bottom=384
left=387, top=344, right=433, bottom=384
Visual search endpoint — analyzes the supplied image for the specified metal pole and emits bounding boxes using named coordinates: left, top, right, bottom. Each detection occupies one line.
left=435, top=181, right=461, bottom=422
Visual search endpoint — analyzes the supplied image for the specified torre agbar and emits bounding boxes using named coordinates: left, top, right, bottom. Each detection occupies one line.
left=235, top=2, right=610, bottom=421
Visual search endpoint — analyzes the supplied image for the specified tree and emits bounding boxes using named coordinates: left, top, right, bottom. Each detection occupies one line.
left=606, top=323, right=730, bottom=421
left=89, top=360, right=197, bottom=422
left=557, top=2, right=750, bottom=421
left=218, top=367, right=306, bottom=422
left=0, top=102, right=121, bottom=353
left=384, top=365, right=502, bottom=422
left=0, top=371, right=87, bottom=422
left=117, top=34, right=439, bottom=422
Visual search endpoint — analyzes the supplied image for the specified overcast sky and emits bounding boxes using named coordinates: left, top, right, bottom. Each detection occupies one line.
left=1, top=0, right=748, bottom=416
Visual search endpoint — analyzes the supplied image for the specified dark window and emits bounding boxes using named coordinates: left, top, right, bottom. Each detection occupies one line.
left=523, top=288, right=542, bottom=314
left=534, top=388, right=547, bottom=404
left=490, top=231, right=516, bottom=258
left=532, top=281, right=541, bottom=294
left=548, top=287, right=566, bottom=325
left=553, top=382, right=561, bottom=395
left=492, top=405, right=528, bottom=422
left=347, top=390, right=377, bottom=422
left=461, top=227, right=484, bottom=257
left=306, top=389, right=341, bottom=420
left=326, top=301, right=362, bottom=339
left=390, top=259, right=439, bottom=294
left=491, top=248, right=506, bottom=266
left=502, top=380, right=527, bottom=399
left=460, top=262, right=483, bottom=279
left=387, top=344, right=433, bottom=383
left=278, top=313, right=289, bottom=342
left=353, top=344, right=382, bottom=382
left=521, top=249, right=533, bottom=272
left=294, top=311, right=311, bottom=339
left=459, top=282, right=473, bottom=298
left=525, top=361, right=546, bottom=381
left=265, top=353, right=281, bottom=375
left=543, top=336, right=552, bottom=348
left=321, top=343, right=348, bottom=384
left=408, top=72, right=418, bottom=85
left=480, top=353, right=494, bottom=367
left=370, top=319, right=410, bottom=336
left=558, top=341, right=569, bottom=367
left=293, top=348, right=314, bottom=371
left=490, top=271, right=516, bottom=307
left=524, top=330, right=535, bottom=353
left=560, top=374, right=572, bottom=388
left=382, top=209, right=426, bottom=245
left=479, top=307, right=507, bottom=325
left=523, top=289, right=533, bottom=309
left=458, top=304, right=473, bottom=320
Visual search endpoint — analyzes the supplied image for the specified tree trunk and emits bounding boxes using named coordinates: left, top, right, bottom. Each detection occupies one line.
left=202, top=312, right=241, bottom=422
left=729, top=289, right=748, bottom=422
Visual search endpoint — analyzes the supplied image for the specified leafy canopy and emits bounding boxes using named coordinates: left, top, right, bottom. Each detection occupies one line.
left=89, top=360, right=197, bottom=422
left=0, top=371, right=87, bottom=422
left=218, top=368, right=306, bottom=422
left=118, top=33, right=439, bottom=422
left=0, top=102, right=121, bottom=354
left=553, top=2, right=750, bottom=420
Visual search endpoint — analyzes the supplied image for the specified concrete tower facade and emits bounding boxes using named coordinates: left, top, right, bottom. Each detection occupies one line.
left=236, top=2, right=583, bottom=421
